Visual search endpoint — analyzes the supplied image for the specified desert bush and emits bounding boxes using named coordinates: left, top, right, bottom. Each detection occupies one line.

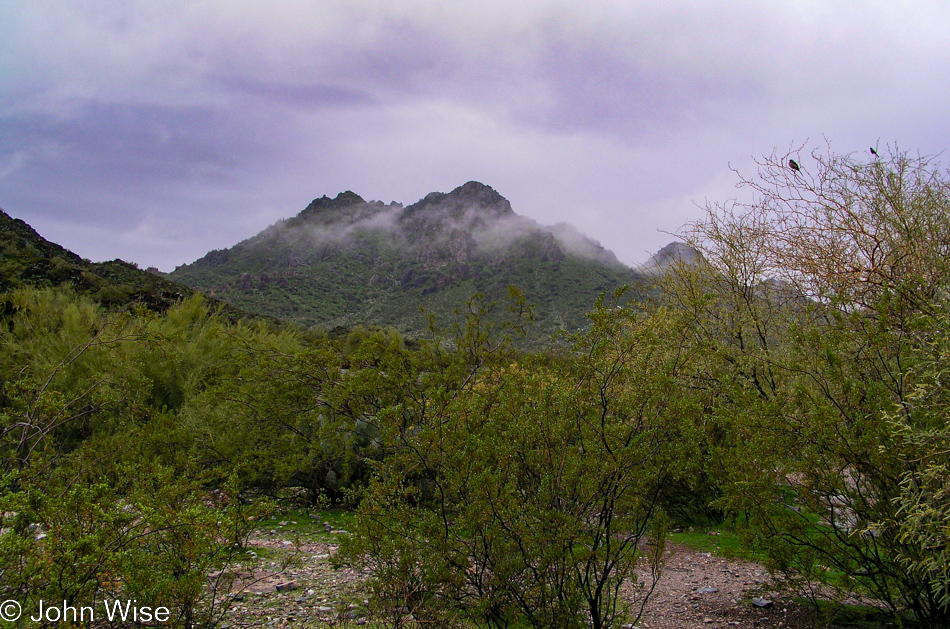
left=342, top=294, right=701, bottom=629
left=0, top=289, right=262, bottom=627
left=662, top=146, right=950, bottom=625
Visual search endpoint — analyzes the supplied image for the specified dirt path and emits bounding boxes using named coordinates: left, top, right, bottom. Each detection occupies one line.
left=631, top=544, right=830, bottom=629
left=223, top=531, right=846, bottom=628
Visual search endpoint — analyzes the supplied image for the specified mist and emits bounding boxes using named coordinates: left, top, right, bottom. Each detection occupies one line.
left=246, top=187, right=632, bottom=268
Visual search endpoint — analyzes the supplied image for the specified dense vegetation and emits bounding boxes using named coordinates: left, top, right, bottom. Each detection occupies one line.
left=1, top=148, right=949, bottom=627
left=661, top=148, right=950, bottom=626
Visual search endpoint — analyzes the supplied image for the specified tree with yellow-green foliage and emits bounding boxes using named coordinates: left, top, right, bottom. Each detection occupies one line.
left=341, top=293, right=704, bottom=629
left=660, top=146, right=950, bottom=626
left=0, top=289, right=268, bottom=627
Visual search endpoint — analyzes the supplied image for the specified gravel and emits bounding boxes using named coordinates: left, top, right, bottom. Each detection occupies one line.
left=222, top=534, right=855, bottom=628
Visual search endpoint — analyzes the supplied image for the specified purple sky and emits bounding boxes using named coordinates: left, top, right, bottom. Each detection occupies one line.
left=2, top=1, right=950, bottom=271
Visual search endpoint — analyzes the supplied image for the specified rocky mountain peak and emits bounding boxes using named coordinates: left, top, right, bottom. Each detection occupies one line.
left=294, top=191, right=370, bottom=226
left=303, top=191, right=365, bottom=213
left=400, top=181, right=515, bottom=238
left=405, top=181, right=513, bottom=219
left=168, top=181, right=644, bottom=345
left=448, top=181, right=513, bottom=214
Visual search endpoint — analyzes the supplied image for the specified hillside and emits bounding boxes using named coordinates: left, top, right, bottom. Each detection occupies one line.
left=0, top=207, right=256, bottom=321
left=170, top=182, right=646, bottom=344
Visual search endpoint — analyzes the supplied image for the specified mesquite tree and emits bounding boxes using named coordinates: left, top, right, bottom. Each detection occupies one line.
left=341, top=294, right=701, bottom=629
left=662, top=145, right=950, bottom=626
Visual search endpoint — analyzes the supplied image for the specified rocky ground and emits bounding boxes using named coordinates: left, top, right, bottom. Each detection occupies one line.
left=629, top=548, right=832, bottom=629
left=217, top=520, right=371, bottom=627
left=217, top=516, right=882, bottom=628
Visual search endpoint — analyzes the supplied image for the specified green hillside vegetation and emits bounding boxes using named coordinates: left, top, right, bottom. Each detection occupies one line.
left=1, top=150, right=949, bottom=627
left=169, top=182, right=645, bottom=346
left=0, top=207, right=262, bottom=321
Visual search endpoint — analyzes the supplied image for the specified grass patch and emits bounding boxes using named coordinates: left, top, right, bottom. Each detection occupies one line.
left=256, top=507, right=357, bottom=543
left=669, top=525, right=763, bottom=562
left=801, top=598, right=909, bottom=628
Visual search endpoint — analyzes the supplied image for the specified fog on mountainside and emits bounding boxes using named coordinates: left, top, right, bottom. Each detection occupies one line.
left=639, top=241, right=703, bottom=274
left=2, top=188, right=691, bottom=346
left=169, top=182, right=650, bottom=345
left=224, top=182, right=623, bottom=269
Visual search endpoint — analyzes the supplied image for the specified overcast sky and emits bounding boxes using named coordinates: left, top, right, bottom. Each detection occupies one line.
left=2, top=1, right=950, bottom=271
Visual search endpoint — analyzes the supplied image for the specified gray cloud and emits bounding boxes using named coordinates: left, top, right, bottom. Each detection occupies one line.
left=2, top=1, right=950, bottom=271
left=213, top=76, right=375, bottom=109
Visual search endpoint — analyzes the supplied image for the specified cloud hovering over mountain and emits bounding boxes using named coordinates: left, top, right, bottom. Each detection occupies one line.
left=261, top=184, right=618, bottom=268
left=2, top=1, right=950, bottom=270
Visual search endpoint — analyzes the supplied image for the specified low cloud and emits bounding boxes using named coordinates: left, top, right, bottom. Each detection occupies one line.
left=256, top=192, right=625, bottom=268
left=3, top=2, right=950, bottom=271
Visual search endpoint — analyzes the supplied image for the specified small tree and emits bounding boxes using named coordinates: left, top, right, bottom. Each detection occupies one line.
left=342, top=294, right=700, bottom=628
left=0, top=289, right=261, bottom=628
left=663, top=145, right=950, bottom=625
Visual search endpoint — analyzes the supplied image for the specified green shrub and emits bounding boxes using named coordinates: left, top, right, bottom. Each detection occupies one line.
left=664, top=146, right=950, bottom=626
left=341, top=295, right=702, bottom=629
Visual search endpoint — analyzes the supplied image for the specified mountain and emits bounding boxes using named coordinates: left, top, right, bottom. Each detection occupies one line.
left=169, top=182, right=646, bottom=345
left=639, top=241, right=703, bottom=274
left=0, top=207, right=255, bottom=320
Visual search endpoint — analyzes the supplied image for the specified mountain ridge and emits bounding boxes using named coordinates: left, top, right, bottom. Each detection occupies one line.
left=170, top=182, right=645, bottom=345
left=0, top=206, right=265, bottom=322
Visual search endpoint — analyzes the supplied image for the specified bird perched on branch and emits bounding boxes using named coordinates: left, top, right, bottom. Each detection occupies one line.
left=788, top=159, right=801, bottom=172
left=870, top=147, right=879, bottom=156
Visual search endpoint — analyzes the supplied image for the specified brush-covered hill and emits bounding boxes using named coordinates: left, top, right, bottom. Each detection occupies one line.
left=169, top=182, right=646, bottom=344
left=0, top=207, right=259, bottom=321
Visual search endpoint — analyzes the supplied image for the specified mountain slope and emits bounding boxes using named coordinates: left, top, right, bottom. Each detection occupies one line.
left=0, top=207, right=256, bottom=320
left=170, top=182, right=645, bottom=344
left=638, top=241, right=704, bottom=275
